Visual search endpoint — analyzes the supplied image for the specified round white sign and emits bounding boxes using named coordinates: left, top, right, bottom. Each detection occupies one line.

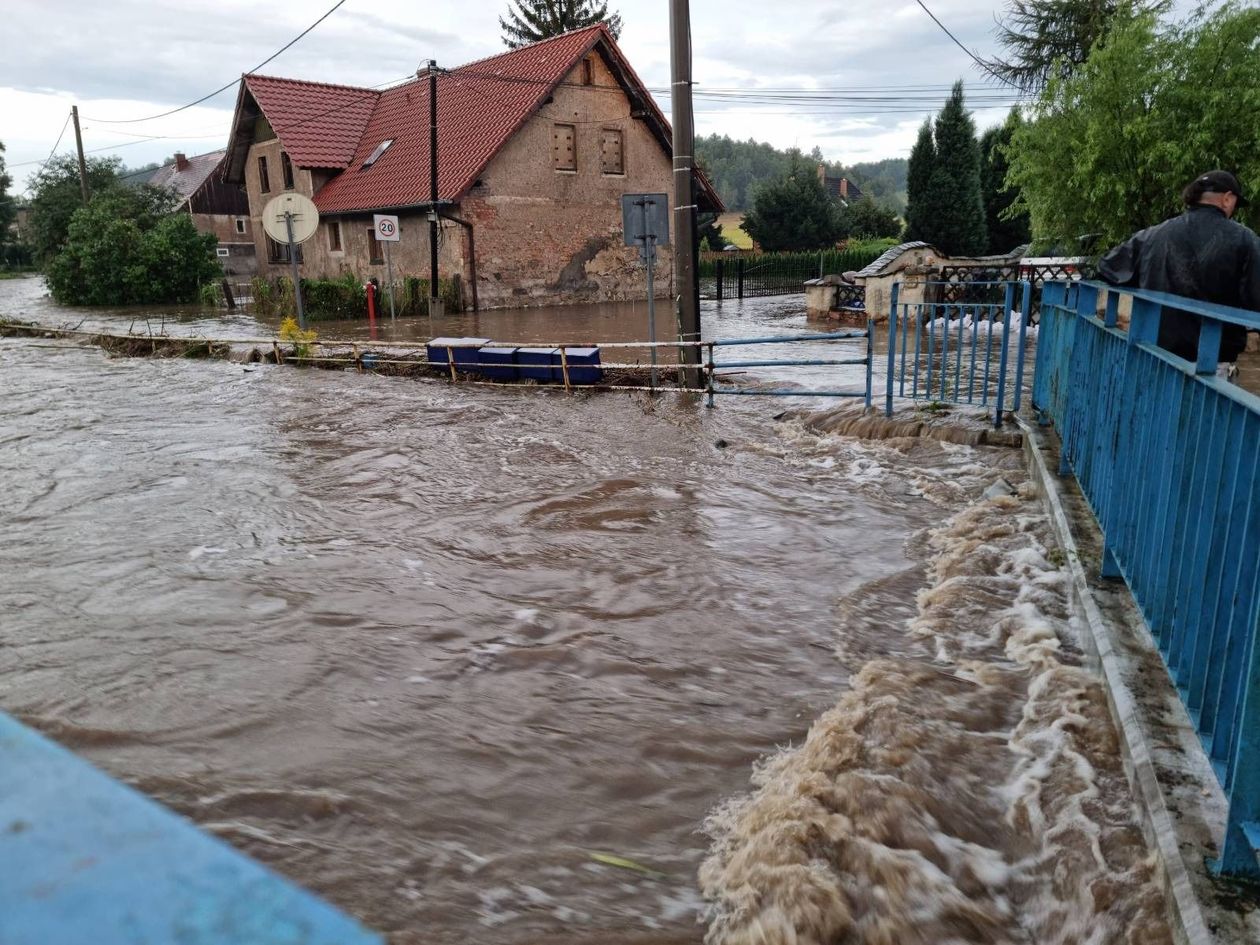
left=261, top=193, right=320, bottom=245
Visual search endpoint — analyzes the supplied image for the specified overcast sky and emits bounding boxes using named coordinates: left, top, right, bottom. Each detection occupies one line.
left=2, top=0, right=1032, bottom=194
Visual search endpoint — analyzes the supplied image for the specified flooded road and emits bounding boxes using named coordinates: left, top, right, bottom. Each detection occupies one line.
left=0, top=276, right=1169, bottom=943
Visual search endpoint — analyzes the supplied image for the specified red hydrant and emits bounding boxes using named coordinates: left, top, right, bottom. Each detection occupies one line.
left=365, top=281, right=378, bottom=321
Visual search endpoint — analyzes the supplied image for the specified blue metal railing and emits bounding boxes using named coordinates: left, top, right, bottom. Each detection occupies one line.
left=704, top=328, right=873, bottom=406
left=0, top=712, right=383, bottom=944
left=884, top=281, right=1034, bottom=427
left=1034, top=279, right=1260, bottom=877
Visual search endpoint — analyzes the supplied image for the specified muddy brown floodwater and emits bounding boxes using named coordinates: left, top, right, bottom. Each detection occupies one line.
left=0, top=276, right=1170, bottom=944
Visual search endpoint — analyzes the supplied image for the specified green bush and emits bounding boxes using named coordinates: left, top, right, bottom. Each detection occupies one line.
left=45, top=189, right=220, bottom=305
left=301, top=273, right=365, bottom=321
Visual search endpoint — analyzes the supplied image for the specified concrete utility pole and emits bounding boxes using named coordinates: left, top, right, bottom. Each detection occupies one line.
left=71, top=106, right=90, bottom=206
left=428, top=59, right=441, bottom=316
left=669, top=0, right=701, bottom=384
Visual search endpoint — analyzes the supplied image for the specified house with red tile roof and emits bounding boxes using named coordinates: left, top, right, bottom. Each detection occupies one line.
left=142, top=150, right=256, bottom=276
left=222, top=24, right=721, bottom=310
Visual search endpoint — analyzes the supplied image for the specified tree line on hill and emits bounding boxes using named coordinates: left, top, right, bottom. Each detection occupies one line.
left=695, top=136, right=908, bottom=215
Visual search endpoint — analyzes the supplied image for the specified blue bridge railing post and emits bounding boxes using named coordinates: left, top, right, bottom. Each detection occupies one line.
left=885, top=283, right=899, bottom=417
left=1031, top=279, right=1260, bottom=879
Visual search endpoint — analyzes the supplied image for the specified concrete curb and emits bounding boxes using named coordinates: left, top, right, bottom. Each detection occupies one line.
left=1018, top=416, right=1224, bottom=945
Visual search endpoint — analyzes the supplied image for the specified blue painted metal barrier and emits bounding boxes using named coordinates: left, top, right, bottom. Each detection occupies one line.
left=0, top=712, right=383, bottom=945
left=884, top=281, right=1034, bottom=427
left=704, top=327, right=873, bottom=406
left=1034, top=280, right=1260, bottom=877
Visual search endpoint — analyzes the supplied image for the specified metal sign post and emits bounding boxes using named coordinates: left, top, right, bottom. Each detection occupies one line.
left=373, top=214, right=401, bottom=320
left=283, top=211, right=307, bottom=329
left=385, top=242, right=396, bottom=320
left=621, top=193, right=670, bottom=390
left=261, top=193, right=320, bottom=331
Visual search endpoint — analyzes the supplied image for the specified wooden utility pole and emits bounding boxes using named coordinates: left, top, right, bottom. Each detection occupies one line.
left=428, top=59, right=440, bottom=316
left=669, top=0, right=701, bottom=384
left=71, top=106, right=90, bottom=205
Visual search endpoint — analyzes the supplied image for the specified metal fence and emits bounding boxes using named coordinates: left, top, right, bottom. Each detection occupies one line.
left=698, top=248, right=883, bottom=301
left=934, top=259, right=1088, bottom=317
left=1034, top=279, right=1260, bottom=878
left=884, top=281, right=1034, bottom=427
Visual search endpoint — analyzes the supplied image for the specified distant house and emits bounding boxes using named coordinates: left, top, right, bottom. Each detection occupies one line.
left=221, top=24, right=722, bottom=310
left=146, top=150, right=256, bottom=276
left=817, top=164, right=862, bottom=206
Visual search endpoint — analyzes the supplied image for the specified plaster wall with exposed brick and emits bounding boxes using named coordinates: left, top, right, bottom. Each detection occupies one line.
left=462, top=52, right=672, bottom=309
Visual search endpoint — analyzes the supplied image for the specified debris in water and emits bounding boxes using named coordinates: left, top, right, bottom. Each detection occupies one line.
left=588, top=852, right=668, bottom=880
left=983, top=478, right=1018, bottom=500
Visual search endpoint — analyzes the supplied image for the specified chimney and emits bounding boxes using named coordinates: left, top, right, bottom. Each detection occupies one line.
left=839, top=178, right=849, bottom=200
left=174, top=152, right=190, bottom=171
left=817, top=163, right=826, bottom=184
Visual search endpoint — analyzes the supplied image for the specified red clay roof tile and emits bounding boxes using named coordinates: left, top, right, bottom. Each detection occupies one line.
left=235, top=25, right=721, bottom=215
left=245, top=75, right=380, bottom=169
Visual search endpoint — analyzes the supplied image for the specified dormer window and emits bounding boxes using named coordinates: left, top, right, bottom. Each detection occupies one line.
left=362, top=139, right=394, bottom=169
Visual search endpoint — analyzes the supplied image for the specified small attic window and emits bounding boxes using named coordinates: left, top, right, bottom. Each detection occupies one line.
left=361, top=139, right=394, bottom=169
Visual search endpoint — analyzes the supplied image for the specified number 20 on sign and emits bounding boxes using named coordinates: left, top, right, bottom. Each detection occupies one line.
left=373, top=214, right=400, bottom=242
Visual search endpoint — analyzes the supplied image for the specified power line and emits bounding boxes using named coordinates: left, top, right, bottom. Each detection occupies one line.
left=83, top=0, right=351, bottom=124
left=910, top=0, right=1012, bottom=86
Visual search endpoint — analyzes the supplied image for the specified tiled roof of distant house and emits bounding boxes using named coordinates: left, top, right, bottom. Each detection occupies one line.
left=821, top=174, right=862, bottom=203
left=223, top=24, right=722, bottom=214
left=147, top=150, right=228, bottom=202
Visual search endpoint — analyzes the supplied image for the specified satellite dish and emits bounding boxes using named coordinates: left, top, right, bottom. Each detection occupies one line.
left=261, top=193, right=320, bottom=244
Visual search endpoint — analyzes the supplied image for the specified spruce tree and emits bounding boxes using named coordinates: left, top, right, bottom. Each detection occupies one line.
left=903, top=119, right=936, bottom=243
left=500, top=0, right=622, bottom=48
left=980, top=111, right=1032, bottom=254
left=986, top=0, right=1163, bottom=93
left=740, top=155, right=844, bottom=252
left=904, top=82, right=987, bottom=256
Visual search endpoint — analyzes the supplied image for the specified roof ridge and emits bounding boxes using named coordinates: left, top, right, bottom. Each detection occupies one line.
left=245, top=72, right=379, bottom=95
left=451, top=23, right=607, bottom=74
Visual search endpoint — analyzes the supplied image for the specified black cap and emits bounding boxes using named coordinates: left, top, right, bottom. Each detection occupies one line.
left=1196, top=170, right=1248, bottom=207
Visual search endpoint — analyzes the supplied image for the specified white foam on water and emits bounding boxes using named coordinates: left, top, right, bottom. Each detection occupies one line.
left=701, top=417, right=1172, bottom=945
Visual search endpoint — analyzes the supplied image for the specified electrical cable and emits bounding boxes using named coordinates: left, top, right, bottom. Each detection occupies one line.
left=83, top=0, right=351, bottom=124
left=15, top=110, right=74, bottom=173
left=910, top=0, right=1012, bottom=86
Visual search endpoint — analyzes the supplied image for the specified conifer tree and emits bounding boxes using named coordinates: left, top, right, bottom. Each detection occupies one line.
left=903, top=120, right=936, bottom=243
left=500, top=0, right=622, bottom=48
left=740, top=154, right=844, bottom=252
left=903, top=83, right=987, bottom=256
left=986, top=0, right=1164, bottom=93
left=980, top=111, right=1031, bottom=254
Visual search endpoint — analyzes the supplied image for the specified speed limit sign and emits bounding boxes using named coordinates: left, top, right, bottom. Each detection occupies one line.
left=373, top=214, right=400, bottom=242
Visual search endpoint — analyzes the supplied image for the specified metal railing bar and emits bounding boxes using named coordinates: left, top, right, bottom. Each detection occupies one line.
left=712, top=358, right=869, bottom=369
left=709, top=387, right=868, bottom=398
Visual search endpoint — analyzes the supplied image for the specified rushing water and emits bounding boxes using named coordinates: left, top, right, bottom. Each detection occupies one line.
left=0, top=276, right=1168, bottom=943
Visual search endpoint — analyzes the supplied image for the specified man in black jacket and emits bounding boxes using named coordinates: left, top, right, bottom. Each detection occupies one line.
left=1099, top=170, right=1260, bottom=373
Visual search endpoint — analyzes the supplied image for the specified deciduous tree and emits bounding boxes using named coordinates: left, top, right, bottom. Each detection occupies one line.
left=26, top=154, right=125, bottom=264
left=500, top=0, right=621, bottom=47
left=0, top=141, right=15, bottom=251
left=45, top=188, right=219, bottom=305
left=839, top=196, right=901, bottom=240
left=740, top=155, right=844, bottom=252
left=1006, top=2, right=1260, bottom=249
